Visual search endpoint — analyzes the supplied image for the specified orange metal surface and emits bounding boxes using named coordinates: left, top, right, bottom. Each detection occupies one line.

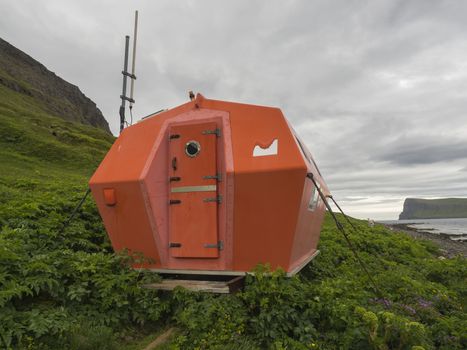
left=90, top=181, right=161, bottom=267
left=137, top=110, right=232, bottom=272
left=103, top=188, right=116, bottom=206
left=89, top=94, right=329, bottom=274
left=201, top=100, right=310, bottom=271
left=168, top=122, right=219, bottom=258
left=288, top=132, right=327, bottom=271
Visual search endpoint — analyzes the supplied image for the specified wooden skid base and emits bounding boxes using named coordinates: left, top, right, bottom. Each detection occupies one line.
left=143, top=275, right=244, bottom=294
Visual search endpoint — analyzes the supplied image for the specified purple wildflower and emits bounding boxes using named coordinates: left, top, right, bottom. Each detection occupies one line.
left=417, top=298, right=433, bottom=308
left=401, top=304, right=416, bottom=315
left=369, top=298, right=392, bottom=308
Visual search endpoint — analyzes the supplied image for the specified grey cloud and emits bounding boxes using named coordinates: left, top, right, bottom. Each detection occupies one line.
left=374, top=138, right=467, bottom=165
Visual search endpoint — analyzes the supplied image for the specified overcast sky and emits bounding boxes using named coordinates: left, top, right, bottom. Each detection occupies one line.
left=1, top=0, right=466, bottom=219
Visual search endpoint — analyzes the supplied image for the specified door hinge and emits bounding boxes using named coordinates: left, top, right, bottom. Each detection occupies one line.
left=169, top=199, right=181, bottom=205
left=202, top=128, right=221, bottom=137
left=203, top=173, right=222, bottom=182
left=170, top=176, right=181, bottom=182
left=204, top=241, right=223, bottom=250
left=203, top=195, right=222, bottom=204
left=169, top=242, right=182, bottom=248
left=169, top=134, right=180, bottom=140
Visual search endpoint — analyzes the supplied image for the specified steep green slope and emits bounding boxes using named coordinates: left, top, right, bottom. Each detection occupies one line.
left=0, top=78, right=167, bottom=349
left=0, top=37, right=111, bottom=132
left=0, top=82, right=113, bottom=219
left=399, top=198, right=467, bottom=220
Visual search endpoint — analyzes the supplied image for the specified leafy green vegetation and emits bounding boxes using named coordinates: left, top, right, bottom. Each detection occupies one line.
left=164, top=222, right=465, bottom=350
left=0, top=79, right=466, bottom=349
left=0, top=83, right=167, bottom=349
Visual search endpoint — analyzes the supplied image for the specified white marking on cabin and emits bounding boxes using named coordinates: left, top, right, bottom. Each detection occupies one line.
left=253, top=139, right=278, bottom=157
left=308, top=182, right=320, bottom=211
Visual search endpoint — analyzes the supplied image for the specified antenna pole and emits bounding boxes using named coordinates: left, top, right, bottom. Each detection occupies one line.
left=129, top=10, right=138, bottom=109
left=119, top=35, right=130, bottom=134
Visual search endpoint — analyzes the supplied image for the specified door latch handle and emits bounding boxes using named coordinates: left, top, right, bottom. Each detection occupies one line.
left=172, top=157, right=177, bottom=171
left=203, top=173, right=222, bottom=182
left=204, top=241, right=224, bottom=250
left=203, top=195, right=222, bottom=204
left=202, top=128, right=221, bottom=137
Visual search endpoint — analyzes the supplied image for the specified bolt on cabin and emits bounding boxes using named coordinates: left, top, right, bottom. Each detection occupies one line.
left=89, top=94, right=329, bottom=277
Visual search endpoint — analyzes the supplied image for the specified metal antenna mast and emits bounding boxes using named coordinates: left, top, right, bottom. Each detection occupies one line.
left=129, top=10, right=138, bottom=111
left=119, top=10, right=138, bottom=134
left=119, top=35, right=130, bottom=134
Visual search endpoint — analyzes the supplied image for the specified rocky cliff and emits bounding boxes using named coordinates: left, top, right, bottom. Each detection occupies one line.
left=0, top=37, right=110, bottom=133
left=399, top=198, right=467, bottom=220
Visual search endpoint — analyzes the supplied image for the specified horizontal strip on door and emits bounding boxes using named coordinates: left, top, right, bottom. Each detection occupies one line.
left=171, top=185, right=217, bottom=193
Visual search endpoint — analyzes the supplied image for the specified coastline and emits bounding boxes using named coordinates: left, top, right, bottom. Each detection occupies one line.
left=383, top=223, right=466, bottom=258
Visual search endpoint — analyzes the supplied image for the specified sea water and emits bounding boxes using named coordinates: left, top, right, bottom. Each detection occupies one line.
left=379, top=218, right=467, bottom=241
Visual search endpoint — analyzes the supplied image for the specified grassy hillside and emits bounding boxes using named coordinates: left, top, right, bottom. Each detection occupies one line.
left=0, top=82, right=113, bottom=218
left=0, top=78, right=466, bottom=349
left=399, top=198, right=467, bottom=220
left=0, top=37, right=111, bottom=132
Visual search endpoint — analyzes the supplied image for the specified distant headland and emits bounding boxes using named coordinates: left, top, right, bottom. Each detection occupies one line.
left=399, top=198, right=467, bottom=220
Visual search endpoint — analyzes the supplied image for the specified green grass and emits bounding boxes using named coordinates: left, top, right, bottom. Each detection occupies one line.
left=0, top=80, right=169, bottom=349
left=0, top=80, right=114, bottom=219
left=0, top=77, right=466, bottom=349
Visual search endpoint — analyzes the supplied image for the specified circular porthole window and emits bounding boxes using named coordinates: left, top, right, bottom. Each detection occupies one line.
left=185, top=140, right=201, bottom=157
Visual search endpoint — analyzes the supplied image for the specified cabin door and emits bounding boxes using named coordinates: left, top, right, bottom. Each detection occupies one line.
left=168, top=122, right=219, bottom=258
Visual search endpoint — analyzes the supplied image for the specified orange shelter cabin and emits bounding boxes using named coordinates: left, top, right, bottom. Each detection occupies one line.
left=89, top=94, right=329, bottom=278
